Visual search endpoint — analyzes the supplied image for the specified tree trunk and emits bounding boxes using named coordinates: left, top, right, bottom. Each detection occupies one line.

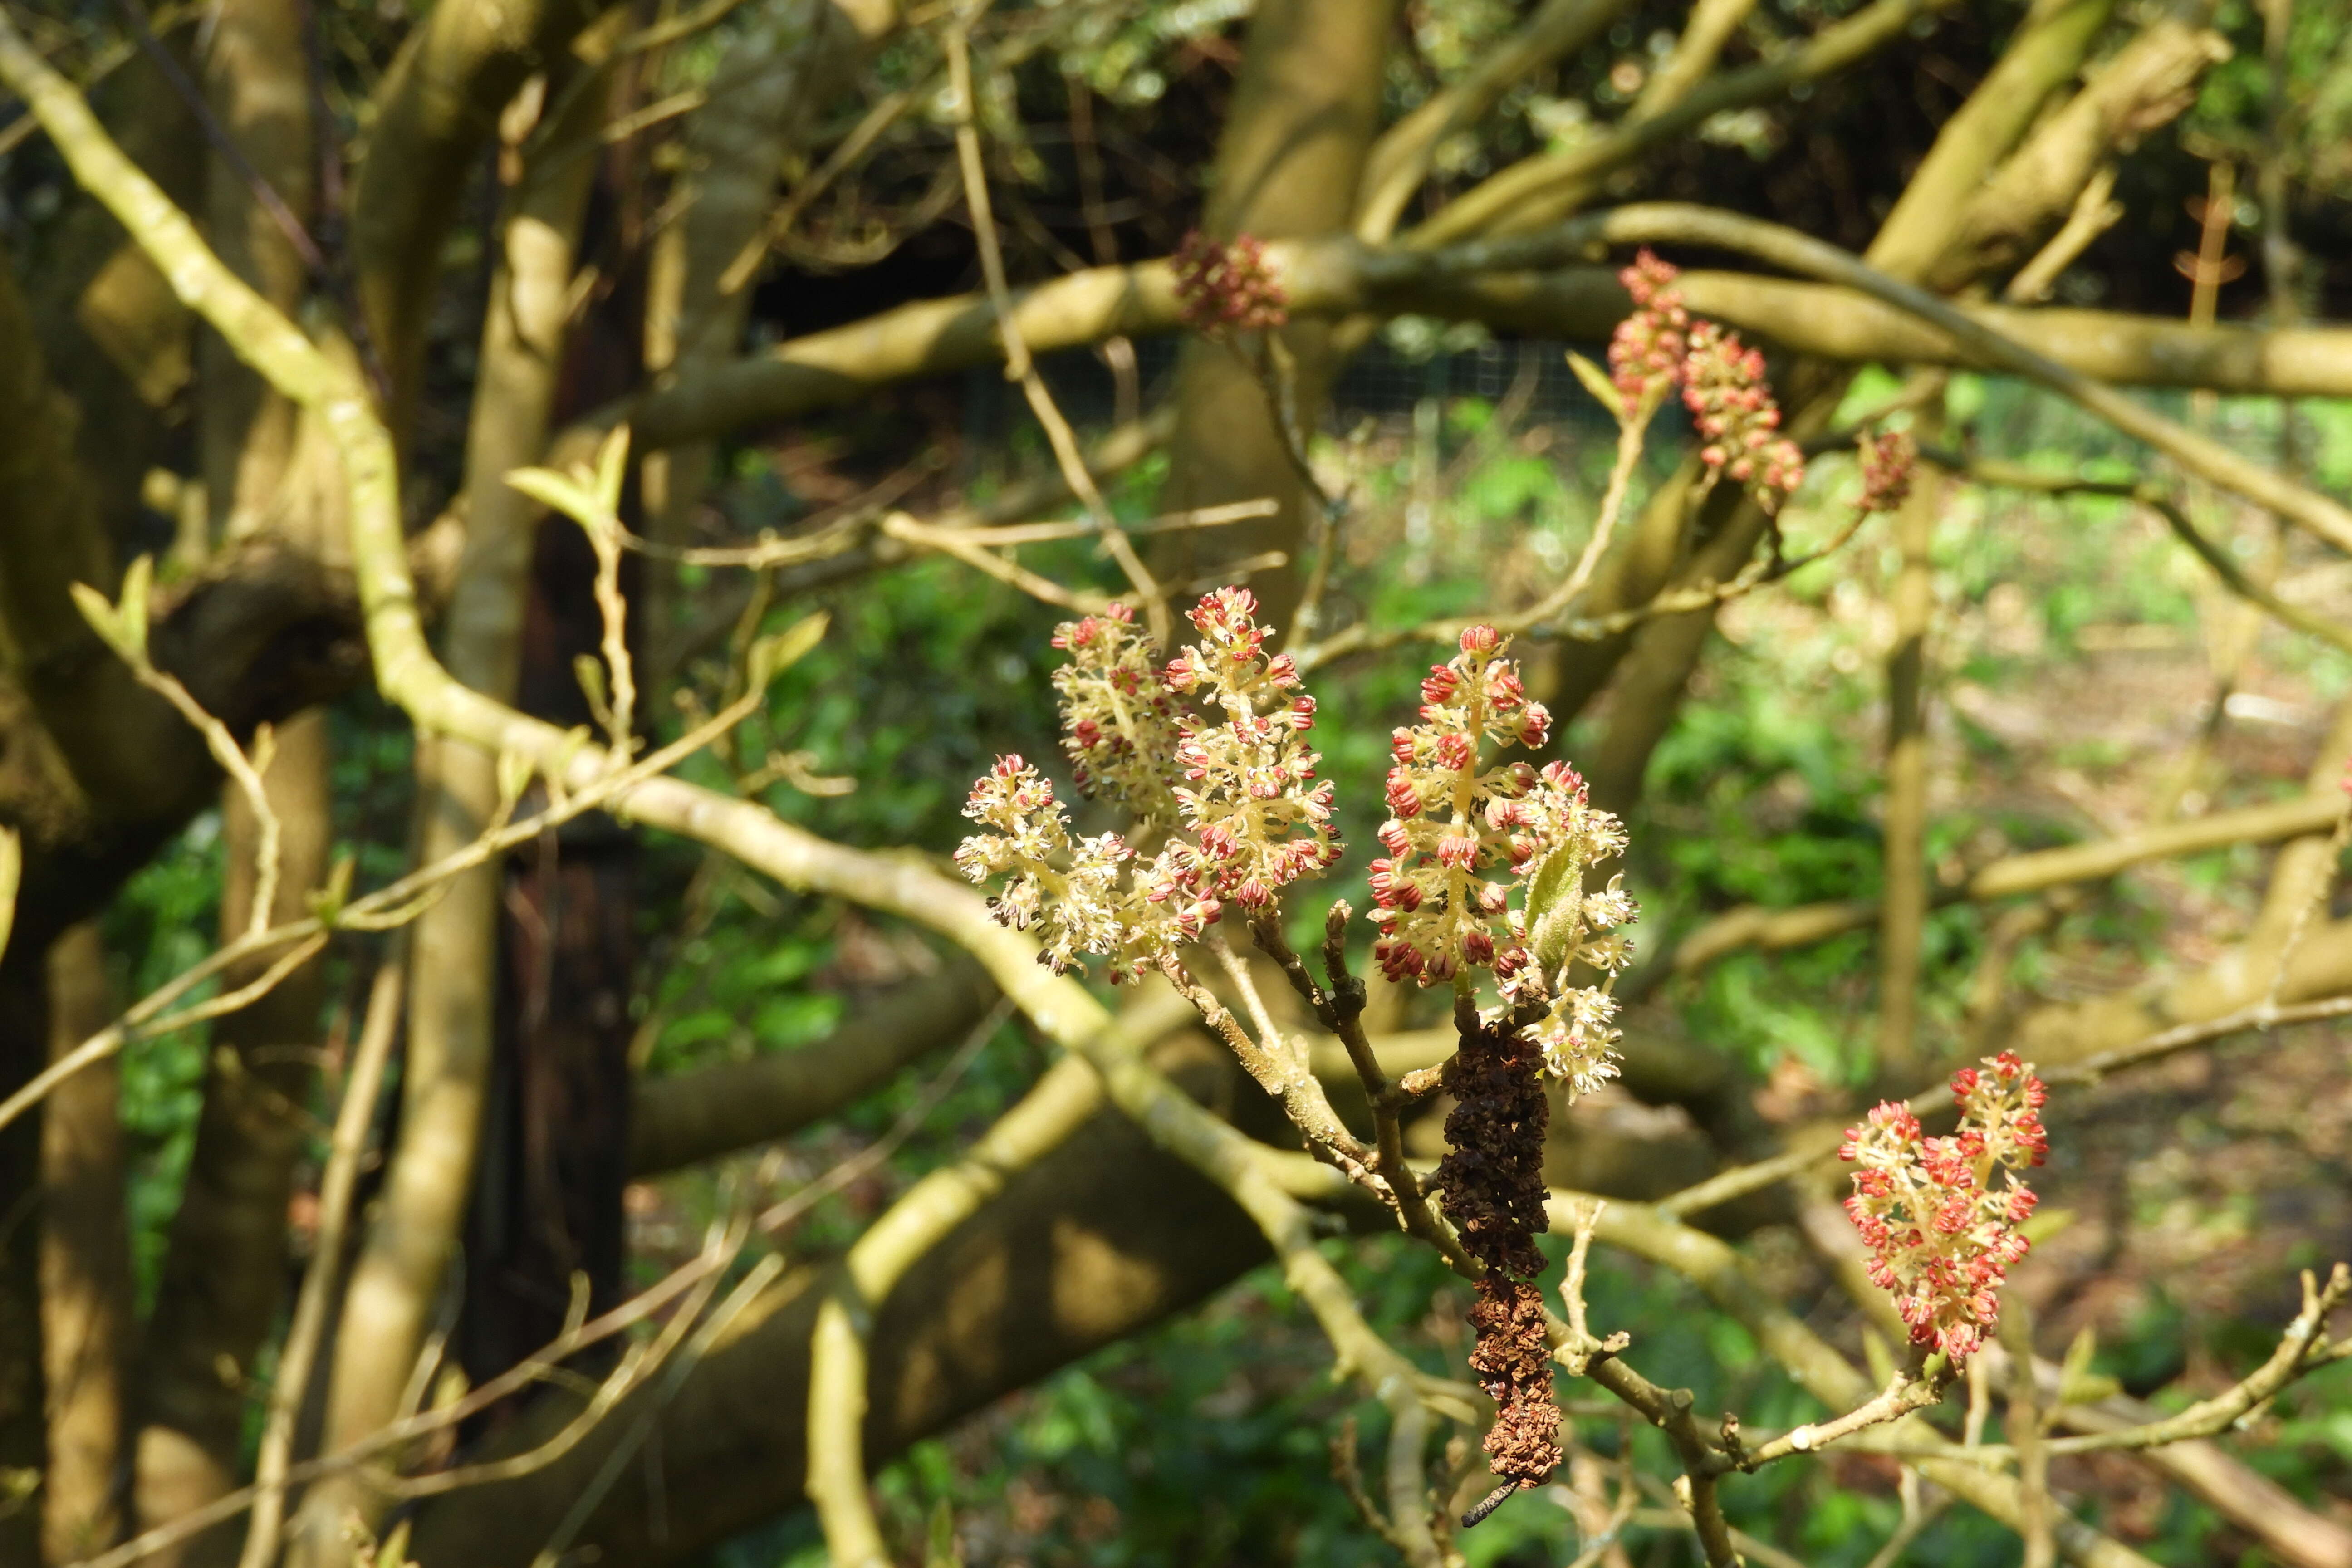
left=133, top=713, right=333, bottom=1568
left=0, top=950, right=49, bottom=1568
left=293, top=37, right=613, bottom=1565
left=38, top=922, right=126, bottom=1566
left=456, top=493, right=640, bottom=1407
left=1159, top=0, right=1400, bottom=636
left=131, top=0, right=330, bottom=1550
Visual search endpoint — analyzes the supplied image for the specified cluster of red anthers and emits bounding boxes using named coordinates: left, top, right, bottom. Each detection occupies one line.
left=1606, top=249, right=1689, bottom=416
left=957, top=591, right=1339, bottom=978
left=1369, top=625, right=1553, bottom=986
left=1602, top=250, right=1807, bottom=510
left=1857, top=428, right=1919, bottom=516
left=1163, top=588, right=1342, bottom=908
left=1172, top=229, right=1289, bottom=334
left=1682, top=321, right=1805, bottom=502
left=1840, top=1052, right=2049, bottom=1362
left=1052, top=604, right=1181, bottom=825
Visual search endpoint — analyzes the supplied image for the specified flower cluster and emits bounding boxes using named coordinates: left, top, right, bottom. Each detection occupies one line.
left=1839, top=1053, right=2049, bottom=1362
left=1606, top=249, right=1690, bottom=419
left=957, top=589, right=1339, bottom=975
left=952, top=757, right=1219, bottom=978
left=1172, top=230, right=1288, bottom=334
left=1164, top=588, right=1342, bottom=907
left=1515, top=765, right=1637, bottom=1095
left=1598, top=250, right=1804, bottom=508
left=1857, top=428, right=1918, bottom=515
left=1368, top=627, right=1637, bottom=1089
left=1682, top=320, right=1806, bottom=508
left=1052, top=605, right=1181, bottom=826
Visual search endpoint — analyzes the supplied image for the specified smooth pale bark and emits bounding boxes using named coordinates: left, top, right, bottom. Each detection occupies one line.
left=1865, top=0, right=2117, bottom=284
left=0, top=260, right=197, bottom=831
left=614, top=253, right=2352, bottom=461
left=0, top=954, right=43, bottom=1568
left=1158, top=0, right=1400, bottom=632
left=647, top=0, right=901, bottom=661
left=198, top=0, right=312, bottom=545
left=132, top=4, right=329, bottom=1554
left=0, top=258, right=364, bottom=956
left=1579, top=479, right=1778, bottom=815
left=1353, top=0, right=1630, bottom=242
left=1928, top=15, right=2231, bottom=293
left=26, top=44, right=201, bottom=556
left=629, top=959, right=997, bottom=1176
left=347, top=0, right=624, bottom=436
left=1410, top=0, right=1949, bottom=245
left=292, top=45, right=612, bottom=1568
left=38, top=922, right=128, bottom=1567
left=134, top=713, right=333, bottom=1568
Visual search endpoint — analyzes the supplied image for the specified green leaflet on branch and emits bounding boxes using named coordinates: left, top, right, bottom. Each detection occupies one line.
left=747, top=611, right=830, bottom=692
left=70, top=552, right=157, bottom=669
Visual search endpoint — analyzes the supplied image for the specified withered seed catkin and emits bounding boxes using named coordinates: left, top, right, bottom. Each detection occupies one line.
left=1438, top=1018, right=1562, bottom=1489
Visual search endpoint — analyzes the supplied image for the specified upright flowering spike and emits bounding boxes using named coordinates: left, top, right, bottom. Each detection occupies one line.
left=1839, top=1054, right=2049, bottom=1363
left=952, top=756, right=1072, bottom=936
left=1369, top=630, right=1638, bottom=1092
left=1172, top=230, right=1288, bottom=334
left=1051, top=604, right=1182, bottom=825
left=1370, top=625, right=1554, bottom=985
left=1682, top=321, right=1805, bottom=510
left=1606, top=250, right=1689, bottom=420
left=1163, top=588, right=1342, bottom=908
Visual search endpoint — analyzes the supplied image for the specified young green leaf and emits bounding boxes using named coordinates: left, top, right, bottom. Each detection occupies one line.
left=748, top=611, right=829, bottom=691
left=1567, top=351, right=1619, bottom=415
left=503, top=466, right=600, bottom=525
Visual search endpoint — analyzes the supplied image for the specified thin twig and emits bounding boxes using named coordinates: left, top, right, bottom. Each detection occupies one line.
left=943, top=17, right=1170, bottom=645
left=0, top=624, right=798, bottom=1137
left=1652, top=989, right=2352, bottom=1223
left=123, top=653, right=284, bottom=942
left=2001, top=1305, right=2055, bottom=1568
left=1247, top=907, right=1477, bottom=1274
left=1911, top=1264, right=2352, bottom=1462
left=234, top=950, right=406, bottom=1568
